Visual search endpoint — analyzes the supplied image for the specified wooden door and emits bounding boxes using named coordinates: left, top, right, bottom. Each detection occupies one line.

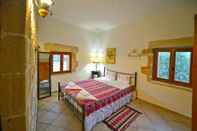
left=192, top=15, right=197, bottom=131
left=39, top=62, right=49, bottom=81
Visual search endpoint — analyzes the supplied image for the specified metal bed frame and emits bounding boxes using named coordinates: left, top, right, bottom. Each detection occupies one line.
left=58, top=68, right=137, bottom=131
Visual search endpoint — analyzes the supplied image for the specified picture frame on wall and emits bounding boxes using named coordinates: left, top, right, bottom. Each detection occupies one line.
left=106, top=48, right=116, bottom=64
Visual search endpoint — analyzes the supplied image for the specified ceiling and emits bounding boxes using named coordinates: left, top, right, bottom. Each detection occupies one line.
left=50, top=0, right=197, bottom=31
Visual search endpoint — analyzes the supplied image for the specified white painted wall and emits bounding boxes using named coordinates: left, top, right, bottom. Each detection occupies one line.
left=38, top=17, right=107, bottom=92
left=38, top=3, right=196, bottom=117
left=103, top=8, right=196, bottom=117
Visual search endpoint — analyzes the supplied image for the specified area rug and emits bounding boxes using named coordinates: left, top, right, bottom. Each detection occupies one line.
left=103, top=105, right=142, bottom=131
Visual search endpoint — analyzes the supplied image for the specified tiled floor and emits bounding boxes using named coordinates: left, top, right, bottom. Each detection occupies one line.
left=37, top=93, right=191, bottom=131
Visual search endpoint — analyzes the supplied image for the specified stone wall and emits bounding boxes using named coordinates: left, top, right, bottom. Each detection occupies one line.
left=0, top=0, right=37, bottom=131
left=40, top=43, right=79, bottom=72
left=25, top=0, right=38, bottom=131
left=141, top=37, right=193, bottom=82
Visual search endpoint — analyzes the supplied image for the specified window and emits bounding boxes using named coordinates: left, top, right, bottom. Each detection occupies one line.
left=51, top=52, right=72, bottom=73
left=52, top=54, right=61, bottom=72
left=174, top=51, right=192, bottom=83
left=157, top=51, right=171, bottom=80
left=153, top=48, right=192, bottom=87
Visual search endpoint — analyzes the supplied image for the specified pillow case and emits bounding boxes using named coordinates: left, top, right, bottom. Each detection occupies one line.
left=105, top=71, right=116, bottom=80
left=117, top=74, right=131, bottom=84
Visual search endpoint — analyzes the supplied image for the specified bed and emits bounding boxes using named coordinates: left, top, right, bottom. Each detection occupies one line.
left=58, top=68, right=137, bottom=131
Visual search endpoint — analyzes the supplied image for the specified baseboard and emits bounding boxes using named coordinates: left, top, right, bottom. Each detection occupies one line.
left=137, top=98, right=191, bottom=119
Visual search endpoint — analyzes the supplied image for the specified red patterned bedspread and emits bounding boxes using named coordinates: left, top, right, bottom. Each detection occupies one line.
left=63, top=80, right=133, bottom=116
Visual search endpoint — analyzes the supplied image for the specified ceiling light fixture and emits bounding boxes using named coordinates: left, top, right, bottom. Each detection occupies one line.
left=35, top=0, right=55, bottom=17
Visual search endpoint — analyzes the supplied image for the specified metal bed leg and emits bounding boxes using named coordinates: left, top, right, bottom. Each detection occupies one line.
left=82, top=106, right=86, bottom=131
left=58, top=82, right=60, bottom=101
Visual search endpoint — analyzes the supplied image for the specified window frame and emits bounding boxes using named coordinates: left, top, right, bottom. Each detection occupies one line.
left=50, top=52, right=72, bottom=74
left=153, top=48, right=192, bottom=87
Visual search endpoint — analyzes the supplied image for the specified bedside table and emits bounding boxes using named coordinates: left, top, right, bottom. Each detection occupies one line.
left=91, top=71, right=101, bottom=79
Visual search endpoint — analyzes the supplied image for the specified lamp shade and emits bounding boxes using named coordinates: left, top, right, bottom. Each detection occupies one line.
left=90, top=54, right=105, bottom=63
left=36, top=0, right=55, bottom=17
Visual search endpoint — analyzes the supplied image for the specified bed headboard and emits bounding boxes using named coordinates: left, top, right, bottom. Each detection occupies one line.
left=103, top=67, right=137, bottom=88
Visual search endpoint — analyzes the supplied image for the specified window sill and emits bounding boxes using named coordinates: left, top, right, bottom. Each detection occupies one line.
left=149, top=80, right=192, bottom=92
left=52, top=71, right=72, bottom=75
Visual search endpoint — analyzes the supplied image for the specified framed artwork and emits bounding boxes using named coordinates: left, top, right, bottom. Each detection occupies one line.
left=106, top=48, right=116, bottom=64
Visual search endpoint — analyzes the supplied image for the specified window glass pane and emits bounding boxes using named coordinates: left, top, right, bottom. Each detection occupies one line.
left=52, top=54, right=61, bottom=72
left=174, top=52, right=192, bottom=83
left=157, top=52, right=171, bottom=79
left=63, top=54, right=70, bottom=71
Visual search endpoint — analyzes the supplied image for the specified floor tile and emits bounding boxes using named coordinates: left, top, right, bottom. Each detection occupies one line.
left=38, top=110, right=60, bottom=124
left=37, top=93, right=191, bottom=131
left=36, top=122, right=49, bottom=131
left=45, top=125, right=67, bottom=131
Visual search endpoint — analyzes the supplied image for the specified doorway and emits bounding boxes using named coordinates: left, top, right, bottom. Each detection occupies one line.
left=38, top=52, right=51, bottom=99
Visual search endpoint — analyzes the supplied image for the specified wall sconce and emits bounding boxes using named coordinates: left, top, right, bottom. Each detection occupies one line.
left=35, top=0, right=55, bottom=17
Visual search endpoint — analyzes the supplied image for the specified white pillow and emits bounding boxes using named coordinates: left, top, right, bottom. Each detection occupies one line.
left=106, top=71, right=116, bottom=80
left=117, top=74, right=130, bottom=84
left=94, top=77, right=108, bottom=81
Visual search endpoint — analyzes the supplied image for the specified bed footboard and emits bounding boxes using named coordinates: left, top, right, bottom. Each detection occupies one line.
left=58, top=81, right=86, bottom=131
